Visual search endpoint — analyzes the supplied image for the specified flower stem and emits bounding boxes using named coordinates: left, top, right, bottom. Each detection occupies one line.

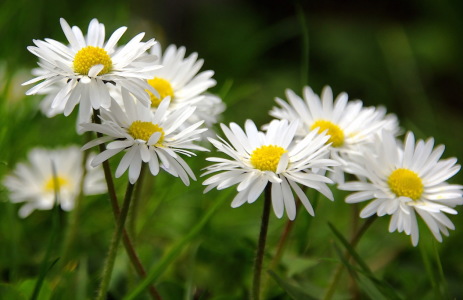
left=271, top=201, right=300, bottom=269
left=128, top=164, right=147, bottom=243
left=252, top=184, right=272, bottom=300
left=92, top=109, right=162, bottom=300
left=60, top=132, right=92, bottom=262
left=96, top=181, right=134, bottom=300
left=323, top=215, right=377, bottom=300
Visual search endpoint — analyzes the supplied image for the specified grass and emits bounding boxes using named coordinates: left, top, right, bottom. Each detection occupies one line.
left=1, top=1, right=463, bottom=299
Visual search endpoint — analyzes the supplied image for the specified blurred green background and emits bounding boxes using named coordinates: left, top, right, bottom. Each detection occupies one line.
left=1, top=0, right=463, bottom=299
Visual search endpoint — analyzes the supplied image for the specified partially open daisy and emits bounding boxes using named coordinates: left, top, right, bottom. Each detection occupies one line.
left=202, top=119, right=339, bottom=220
left=146, top=43, right=223, bottom=127
left=2, top=146, right=106, bottom=218
left=23, top=18, right=160, bottom=127
left=81, top=88, right=208, bottom=184
left=270, top=86, right=399, bottom=183
left=339, top=131, right=463, bottom=246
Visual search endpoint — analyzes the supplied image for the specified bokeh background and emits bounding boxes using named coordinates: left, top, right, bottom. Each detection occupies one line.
left=1, top=0, right=463, bottom=299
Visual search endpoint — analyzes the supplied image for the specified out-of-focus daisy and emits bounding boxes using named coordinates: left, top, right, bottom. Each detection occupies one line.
left=2, top=146, right=106, bottom=218
left=339, top=131, right=463, bottom=246
left=146, top=44, right=223, bottom=127
left=81, top=88, right=208, bottom=185
left=202, top=119, right=339, bottom=220
left=23, top=18, right=160, bottom=127
left=270, top=86, right=399, bottom=183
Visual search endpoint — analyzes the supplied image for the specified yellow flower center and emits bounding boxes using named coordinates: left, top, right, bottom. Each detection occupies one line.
left=387, top=168, right=424, bottom=200
left=73, top=46, right=113, bottom=76
left=128, top=121, right=165, bottom=145
left=146, top=77, right=175, bottom=107
left=44, top=176, right=70, bottom=192
left=250, top=145, right=287, bottom=172
left=310, top=120, right=345, bottom=147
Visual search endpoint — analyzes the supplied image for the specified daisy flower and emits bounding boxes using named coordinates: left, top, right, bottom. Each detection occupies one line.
left=202, top=119, right=339, bottom=220
left=23, top=18, right=160, bottom=127
left=338, top=131, right=463, bottom=246
left=2, top=146, right=106, bottom=218
left=270, top=86, right=399, bottom=183
left=81, top=88, right=208, bottom=185
left=146, top=43, right=223, bottom=126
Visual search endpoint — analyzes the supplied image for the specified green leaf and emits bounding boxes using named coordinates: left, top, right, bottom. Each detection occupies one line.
left=18, top=279, right=53, bottom=300
left=280, top=255, right=319, bottom=277
left=30, top=174, right=61, bottom=300
left=327, top=222, right=373, bottom=276
left=124, top=189, right=232, bottom=300
left=329, top=223, right=403, bottom=300
left=0, top=283, right=26, bottom=300
left=268, top=270, right=317, bottom=300
left=356, top=273, right=390, bottom=300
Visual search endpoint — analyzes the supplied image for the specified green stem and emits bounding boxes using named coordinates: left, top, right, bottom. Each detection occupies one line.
left=60, top=132, right=92, bottom=263
left=124, top=189, right=230, bottom=300
left=128, top=164, right=147, bottom=243
left=432, top=241, right=449, bottom=299
left=92, top=110, right=162, bottom=300
left=252, top=184, right=272, bottom=300
left=31, top=163, right=62, bottom=300
left=96, top=182, right=135, bottom=300
left=323, top=216, right=377, bottom=300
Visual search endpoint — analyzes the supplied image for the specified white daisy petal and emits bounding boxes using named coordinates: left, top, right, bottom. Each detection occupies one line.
left=3, top=146, right=106, bottom=217
left=82, top=90, right=206, bottom=184
left=342, top=130, right=463, bottom=246
left=24, top=18, right=160, bottom=126
left=202, top=119, right=336, bottom=219
left=281, top=177, right=296, bottom=220
left=143, top=43, right=223, bottom=138
left=271, top=181, right=284, bottom=218
left=270, top=85, right=399, bottom=184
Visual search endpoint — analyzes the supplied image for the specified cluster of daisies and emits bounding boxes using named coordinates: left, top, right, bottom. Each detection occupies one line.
left=4, top=18, right=224, bottom=214
left=204, top=86, right=462, bottom=246
left=3, top=18, right=463, bottom=247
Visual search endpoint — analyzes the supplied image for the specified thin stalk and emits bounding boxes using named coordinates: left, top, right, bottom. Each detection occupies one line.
left=126, top=164, right=146, bottom=291
left=251, top=184, right=272, bottom=300
left=128, top=164, right=147, bottom=243
left=92, top=109, right=119, bottom=212
left=60, top=132, right=92, bottom=262
left=432, top=241, right=449, bottom=299
left=92, top=109, right=162, bottom=300
left=271, top=205, right=298, bottom=269
left=260, top=203, right=298, bottom=300
left=271, top=187, right=319, bottom=269
left=31, top=162, right=61, bottom=300
left=123, top=188, right=230, bottom=300
left=96, top=182, right=134, bottom=300
left=323, top=216, right=377, bottom=300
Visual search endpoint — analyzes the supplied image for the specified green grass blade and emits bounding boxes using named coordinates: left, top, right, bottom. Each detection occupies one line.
left=0, top=283, right=27, bottom=300
left=268, top=270, right=317, bottom=300
left=30, top=163, right=61, bottom=300
left=329, top=223, right=403, bottom=300
left=327, top=222, right=373, bottom=276
left=432, top=241, right=450, bottom=299
left=124, top=190, right=231, bottom=300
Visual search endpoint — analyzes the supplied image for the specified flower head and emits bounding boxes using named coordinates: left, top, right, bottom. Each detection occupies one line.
left=270, top=86, right=399, bottom=183
left=82, top=88, right=208, bottom=184
left=2, top=146, right=106, bottom=218
left=146, top=44, right=224, bottom=130
left=24, top=18, right=160, bottom=127
left=339, top=131, right=463, bottom=246
left=202, top=119, right=339, bottom=220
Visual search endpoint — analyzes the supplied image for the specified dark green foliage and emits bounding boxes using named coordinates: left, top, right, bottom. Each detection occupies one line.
left=1, top=0, right=463, bottom=299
